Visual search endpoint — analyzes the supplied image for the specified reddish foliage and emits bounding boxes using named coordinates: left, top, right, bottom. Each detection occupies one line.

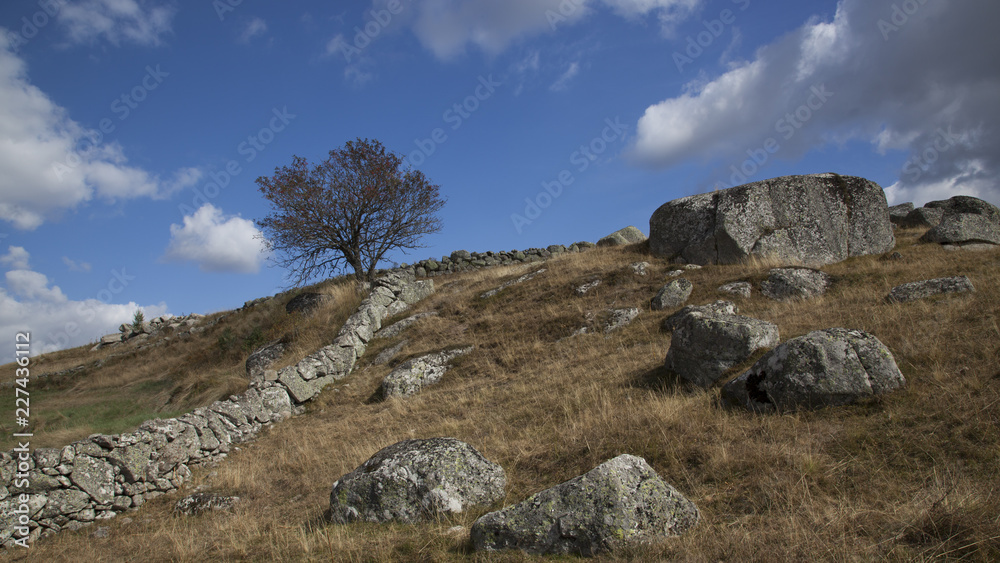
left=256, top=138, right=445, bottom=283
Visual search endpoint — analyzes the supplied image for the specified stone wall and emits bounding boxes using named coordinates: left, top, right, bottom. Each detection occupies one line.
left=0, top=272, right=434, bottom=548
left=405, top=242, right=595, bottom=278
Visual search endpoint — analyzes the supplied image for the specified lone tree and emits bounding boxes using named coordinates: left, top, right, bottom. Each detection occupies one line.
left=256, top=138, right=445, bottom=283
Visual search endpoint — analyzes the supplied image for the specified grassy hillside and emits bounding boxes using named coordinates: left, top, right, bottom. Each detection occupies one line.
left=7, top=229, right=1000, bottom=561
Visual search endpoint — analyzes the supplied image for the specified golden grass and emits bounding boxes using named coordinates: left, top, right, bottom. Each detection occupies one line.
left=9, top=232, right=1000, bottom=561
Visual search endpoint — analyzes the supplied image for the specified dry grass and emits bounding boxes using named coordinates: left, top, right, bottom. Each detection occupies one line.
left=9, top=232, right=1000, bottom=561
left=0, top=278, right=362, bottom=451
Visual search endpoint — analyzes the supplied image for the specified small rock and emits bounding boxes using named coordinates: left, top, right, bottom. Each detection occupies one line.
left=574, top=279, right=602, bottom=296
left=605, top=308, right=640, bottom=333
left=886, top=276, right=975, bottom=303
left=718, top=282, right=752, bottom=298
left=174, top=493, right=241, bottom=516
left=597, top=226, right=647, bottom=247
left=629, top=262, right=650, bottom=276
left=760, top=268, right=831, bottom=301
left=651, top=279, right=693, bottom=310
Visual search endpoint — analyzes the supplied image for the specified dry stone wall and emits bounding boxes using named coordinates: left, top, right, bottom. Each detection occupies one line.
left=0, top=272, right=435, bottom=548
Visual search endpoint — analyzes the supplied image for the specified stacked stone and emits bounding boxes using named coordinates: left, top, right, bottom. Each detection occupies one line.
left=0, top=273, right=437, bottom=547
left=410, top=243, right=594, bottom=278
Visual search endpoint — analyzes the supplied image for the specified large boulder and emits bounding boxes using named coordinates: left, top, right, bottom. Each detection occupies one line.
left=722, top=328, right=905, bottom=412
left=898, top=206, right=944, bottom=229
left=661, top=300, right=739, bottom=332
left=888, top=202, right=915, bottom=225
left=920, top=196, right=1000, bottom=246
left=649, top=174, right=895, bottom=266
left=597, top=226, right=647, bottom=247
left=471, top=454, right=699, bottom=556
left=665, top=313, right=779, bottom=388
left=329, top=438, right=506, bottom=524
left=760, top=268, right=831, bottom=301
left=886, top=276, right=976, bottom=303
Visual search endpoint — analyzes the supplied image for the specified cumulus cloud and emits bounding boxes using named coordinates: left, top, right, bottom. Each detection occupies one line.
left=163, top=204, right=268, bottom=273
left=56, top=0, right=176, bottom=46
left=372, top=0, right=701, bottom=59
left=630, top=0, right=1000, bottom=206
left=0, top=247, right=167, bottom=363
left=0, top=246, right=30, bottom=270
left=239, top=17, right=268, bottom=44
left=0, top=34, right=201, bottom=230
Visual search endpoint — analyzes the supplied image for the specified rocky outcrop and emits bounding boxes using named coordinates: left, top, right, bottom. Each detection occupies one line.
left=94, top=313, right=209, bottom=352
left=373, top=312, right=439, bottom=341
left=329, top=438, right=505, bottom=524
left=651, top=279, right=693, bottom=311
left=718, top=282, right=752, bottom=298
left=174, top=492, right=240, bottom=516
left=605, top=308, right=640, bottom=333
left=889, top=202, right=915, bottom=225
left=722, top=328, right=905, bottom=412
left=284, top=292, right=330, bottom=315
left=471, top=454, right=699, bottom=556
left=760, top=268, right=831, bottom=301
left=597, top=226, right=647, bottom=247
left=380, top=347, right=473, bottom=399
left=886, top=276, right=976, bottom=303
left=575, top=279, right=602, bottom=296
left=649, top=174, right=895, bottom=266
left=481, top=268, right=546, bottom=299
left=661, top=300, right=739, bottom=332
left=919, top=196, right=1000, bottom=247
left=665, top=313, right=779, bottom=388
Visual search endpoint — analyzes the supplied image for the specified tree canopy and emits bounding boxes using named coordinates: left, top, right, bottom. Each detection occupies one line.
left=256, top=138, right=445, bottom=283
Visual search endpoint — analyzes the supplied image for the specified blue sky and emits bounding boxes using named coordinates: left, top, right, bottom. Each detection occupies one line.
left=1, top=0, right=998, bottom=360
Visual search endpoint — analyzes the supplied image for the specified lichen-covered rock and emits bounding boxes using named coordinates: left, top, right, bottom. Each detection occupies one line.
left=919, top=196, right=1000, bottom=246
left=760, top=268, right=831, bottom=301
left=481, top=268, right=547, bottom=299
left=886, top=276, right=976, bottom=303
left=898, top=206, right=944, bottom=229
left=597, top=226, right=647, bottom=247
left=722, top=328, right=905, bottom=412
left=665, top=313, right=779, bottom=388
left=629, top=262, right=650, bottom=276
left=246, top=340, right=285, bottom=386
left=174, top=493, right=240, bottom=516
left=649, top=174, right=894, bottom=266
left=471, top=454, right=698, bottom=556
left=889, top=202, right=915, bottom=225
left=651, top=279, right=693, bottom=311
left=285, top=292, right=330, bottom=315
left=329, top=438, right=505, bottom=524
left=718, top=281, right=752, bottom=298
left=380, top=347, right=473, bottom=399
left=661, top=300, right=739, bottom=332
left=604, top=308, right=640, bottom=333
left=374, top=312, right=439, bottom=340
left=70, top=455, right=115, bottom=505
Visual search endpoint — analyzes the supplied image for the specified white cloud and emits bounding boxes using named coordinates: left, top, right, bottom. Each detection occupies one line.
left=550, top=61, right=581, bottom=91
left=381, top=0, right=702, bottom=59
left=0, top=248, right=167, bottom=362
left=163, top=204, right=268, bottom=273
left=239, top=17, right=268, bottom=44
left=630, top=0, right=1000, bottom=206
left=0, top=246, right=30, bottom=270
left=0, top=34, right=201, bottom=230
left=62, top=256, right=92, bottom=272
left=57, top=0, right=175, bottom=46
